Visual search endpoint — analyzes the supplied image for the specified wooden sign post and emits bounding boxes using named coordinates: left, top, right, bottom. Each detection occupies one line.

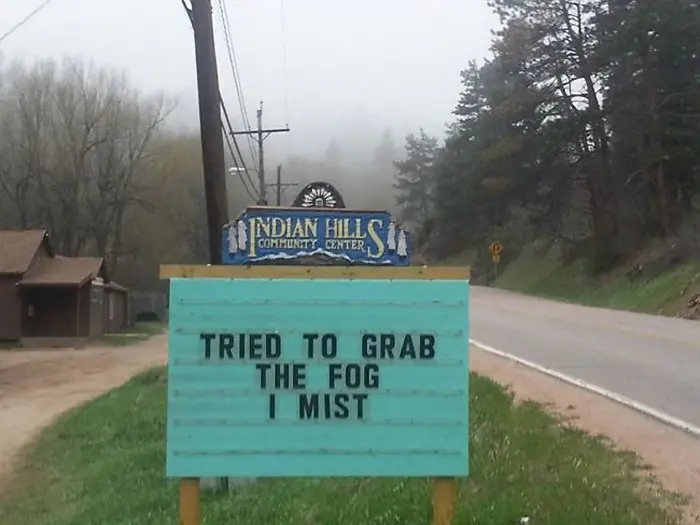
left=179, top=478, right=200, bottom=525
left=161, top=202, right=470, bottom=525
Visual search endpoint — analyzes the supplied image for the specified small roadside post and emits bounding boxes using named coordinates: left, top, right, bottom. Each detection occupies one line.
left=161, top=184, right=470, bottom=525
left=489, top=240, right=503, bottom=279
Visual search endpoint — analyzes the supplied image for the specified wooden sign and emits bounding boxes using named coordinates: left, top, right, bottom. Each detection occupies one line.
left=166, top=276, right=469, bottom=478
left=221, top=207, right=411, bottom=266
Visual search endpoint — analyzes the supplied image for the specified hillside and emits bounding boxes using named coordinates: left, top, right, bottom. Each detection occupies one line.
left=501, top=248, right=698, bottom=318
left=443, top=232, right=700, bottom=320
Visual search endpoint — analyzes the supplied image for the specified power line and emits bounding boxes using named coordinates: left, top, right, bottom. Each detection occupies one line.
left=181, top=0, right=194, bottom=25
left=221, top=120, right=256, bottom=201
left=183, top=0, right=258, bottom=202
left=220, top=3, right=258, bottom=168
left=217, top=0, right=258, bottom=167
left=221, top=96, right=260, bottom=201
left=0, top=0, right=58, bottom=44
left=222, top=122, right=258, bottom=201
left=220, top=96, right=253, bottom=179
left=279, top=0, right=290, bottom=126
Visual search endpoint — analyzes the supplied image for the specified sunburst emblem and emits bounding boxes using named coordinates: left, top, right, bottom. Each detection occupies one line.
left=301, top=187, right=337, bottom=208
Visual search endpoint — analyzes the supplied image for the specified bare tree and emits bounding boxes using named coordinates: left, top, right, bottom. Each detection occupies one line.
left=0, top=58, right=171, bottom=271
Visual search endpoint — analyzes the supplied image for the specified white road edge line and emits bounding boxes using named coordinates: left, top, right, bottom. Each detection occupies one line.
left=469, top=338, right=700, bottom=438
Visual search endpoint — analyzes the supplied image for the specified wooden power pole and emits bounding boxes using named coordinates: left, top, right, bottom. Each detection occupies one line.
left=275, top=164, right=282, bottom=206
left=257, top=105, right=265, bottom=203
left=232, top=101, right=289, bottom=204
left=190, top=0, right=228, bottom=263
left=269, top=164, right=298, bottom=206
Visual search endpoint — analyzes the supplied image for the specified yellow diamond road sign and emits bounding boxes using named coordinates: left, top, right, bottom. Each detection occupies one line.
left=489, top=241, right=503, bottom=255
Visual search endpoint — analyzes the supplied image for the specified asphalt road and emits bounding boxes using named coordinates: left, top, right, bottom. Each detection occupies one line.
left=470, top=286, right=700, bottom=428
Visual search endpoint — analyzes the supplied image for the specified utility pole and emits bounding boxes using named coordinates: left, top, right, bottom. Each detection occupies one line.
left=269, top=164, right=298, bottom=206
left=189, top=0, right=228, bottom=263
left=185, top=0, right=231, bottom=500
left=275, top=164, right=281, bottom=206
left=257, top=104, right=265, bottom=203
left=231, top=101, right=290, bottom=204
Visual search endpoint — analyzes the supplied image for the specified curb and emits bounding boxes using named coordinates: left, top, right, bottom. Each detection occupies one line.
left=470, top=338, right=700, bottom=438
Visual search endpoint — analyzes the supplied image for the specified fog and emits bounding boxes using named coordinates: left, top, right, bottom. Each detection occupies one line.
left=1, top=0, right=496, bottom=160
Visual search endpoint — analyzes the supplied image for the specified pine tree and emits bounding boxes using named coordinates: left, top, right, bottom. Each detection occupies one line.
left=393, top=129, right=439, bottom=223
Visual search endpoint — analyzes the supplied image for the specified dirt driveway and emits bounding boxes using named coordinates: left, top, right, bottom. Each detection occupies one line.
left=0, top=335, right=167, bottom=486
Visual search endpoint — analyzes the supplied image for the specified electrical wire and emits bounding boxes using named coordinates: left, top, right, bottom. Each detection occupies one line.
left=181, top=0, right=193, bottom=25
left=221, top=96, right=260, bottom=201
left=217, top=0, right=258, bottom=167
left=223, top=122, right=258, bottom=202
left=279, top=0, right=290, bottom=127
left=180, top=0, right=258, bottom=202
left=221, top=96, right=252, bottom=181
left=222, top=122, right=257, bottom=202
left=0, top=0, right=58, bottom=44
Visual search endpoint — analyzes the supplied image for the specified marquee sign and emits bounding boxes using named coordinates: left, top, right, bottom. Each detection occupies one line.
left=221, top=207, right=411, bottom=265
left=166, top=277, right=469, bottom=478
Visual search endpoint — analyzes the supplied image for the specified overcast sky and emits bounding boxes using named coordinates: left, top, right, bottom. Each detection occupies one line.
left=0, top=0, right=498, bottom=158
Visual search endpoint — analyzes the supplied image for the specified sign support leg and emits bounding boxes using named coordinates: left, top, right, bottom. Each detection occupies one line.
left=180, top=478, right=201, bottom=525
left=432, top=477, right=456, bottom=525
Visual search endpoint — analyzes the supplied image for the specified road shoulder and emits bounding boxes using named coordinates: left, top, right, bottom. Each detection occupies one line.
left=470, top=346, right=700, bottom=525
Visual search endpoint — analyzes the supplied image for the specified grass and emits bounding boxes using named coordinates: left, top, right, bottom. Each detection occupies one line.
left=100, top=321, right=166, bottom=346
left=496, top=250, right=700, bottom=315
left=0, top=367, right=679, bottom=525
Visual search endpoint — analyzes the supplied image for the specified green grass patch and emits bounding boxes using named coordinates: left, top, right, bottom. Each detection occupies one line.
left=496, top=249, right=700, bottom=315
left=0, top=368, right=679, bottom=525
left=101, top=321, right=166, bottom=346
